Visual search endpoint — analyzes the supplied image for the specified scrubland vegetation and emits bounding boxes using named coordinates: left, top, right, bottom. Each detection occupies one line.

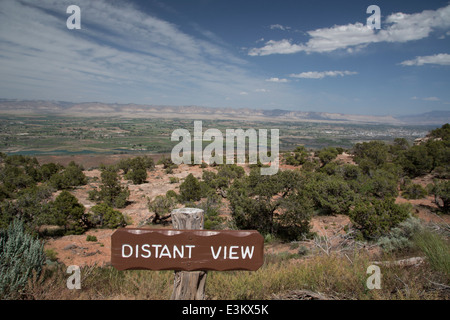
left=0, top=124, right=449, bottom=300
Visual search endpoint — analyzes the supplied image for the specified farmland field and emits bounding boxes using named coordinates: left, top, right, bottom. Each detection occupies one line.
left=0, top=114, right=434, bottom=156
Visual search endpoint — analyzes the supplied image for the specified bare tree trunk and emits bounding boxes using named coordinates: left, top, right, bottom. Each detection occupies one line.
left=170, top=208, right=206, bottom=300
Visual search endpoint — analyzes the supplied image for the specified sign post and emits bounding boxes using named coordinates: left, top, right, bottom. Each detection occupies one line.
left=171, top=208, right=206, bottom=300
left=111, top=208, right=264, bottom=300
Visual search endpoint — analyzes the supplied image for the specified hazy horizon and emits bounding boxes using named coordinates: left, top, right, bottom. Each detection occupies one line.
left=1, top=98, right=450, bottom=119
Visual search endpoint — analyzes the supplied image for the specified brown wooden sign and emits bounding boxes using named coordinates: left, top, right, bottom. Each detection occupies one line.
left=111, top=228, right=264, bottom=271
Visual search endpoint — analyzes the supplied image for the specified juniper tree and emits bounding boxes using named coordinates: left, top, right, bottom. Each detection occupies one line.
left=50, top=190, right=86, bottom=234
left=228, top=169, right=313, bottom=240
left=89, top=165, right=129, bottom=208
left=179, top=173, right=202, bottom=202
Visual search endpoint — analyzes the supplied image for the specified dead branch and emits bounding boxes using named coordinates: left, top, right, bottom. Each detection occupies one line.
left=371, top=256, right=425, bottom=267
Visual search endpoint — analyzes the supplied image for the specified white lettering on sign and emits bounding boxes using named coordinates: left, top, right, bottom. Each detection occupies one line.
left=122, top=244, right=196, bottom=259
left=122, top=244, right=256, bottom=261
left=210, top=246, right=255, bottom=260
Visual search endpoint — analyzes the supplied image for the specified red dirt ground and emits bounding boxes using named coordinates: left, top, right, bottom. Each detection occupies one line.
left=41, top=154, right=449, bottom=267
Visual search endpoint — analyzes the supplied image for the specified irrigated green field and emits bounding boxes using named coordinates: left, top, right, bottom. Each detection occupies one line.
left=0, top=114, right=434, bottom=156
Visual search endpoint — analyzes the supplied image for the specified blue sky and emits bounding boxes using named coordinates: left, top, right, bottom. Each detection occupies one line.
left=0, top=0, right=449, bottom=115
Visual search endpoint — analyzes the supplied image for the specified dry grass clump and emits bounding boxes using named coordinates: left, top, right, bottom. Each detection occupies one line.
left=23, top=248, right=448, bottom=300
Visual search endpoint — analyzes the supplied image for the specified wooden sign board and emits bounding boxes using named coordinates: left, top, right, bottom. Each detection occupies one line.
left=111, top=228, right=264, bottom=271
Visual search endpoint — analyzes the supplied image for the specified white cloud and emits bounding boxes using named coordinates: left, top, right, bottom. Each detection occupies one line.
left=249, top=39, right=304, bottom=56
left=270, top=24, right=291, bottom=31
left=400, top=53, right=450, bottom=66
left=0, top=0, right=272, bottom=107
left=290, top=71, right=358, bottom=79
left=411, top=96, right=441, bottom=101
left=265, top=77, right=289, bottom=83
left=249, top=4, right=450, bottom=55
left=423, top=97, right=440, bottom=101
left=304, top=23, right=376, bottom=53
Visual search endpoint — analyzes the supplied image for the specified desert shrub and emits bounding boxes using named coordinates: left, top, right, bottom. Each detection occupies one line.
left=389, top=137, right=410, bottom=156
left=228, top=169, right=313, bottom=240
left=0, top=219, right=45, bottom=299
left=49, top=161, right=87, bottom=190
left=203, top=207, right=224, bottom=230
left=301, top=159, right=320, bottom=172
left=307, top=173, right=355, bottom=215
left=433, top=164, right=450, bottom=179
left=147, top=195, right=175, bottom=224
left=0, top=155, right=70, bottom=197
left=195, top=193, right=224, bottom=230
left=39, top=162, right=64, bottom=181
left=365, top=168, right=399, bottom=198
left=89, top=203, right=127, bottom=229
left=1, top=155, right=43, bottom=187
left=349, top=197, right=411, bottom=240
left=428, top=123, right=450, bottom=141
left=353, top=141, right=389, bottom=172
left=179, top=173, right=202, bottom=202
left=119, top=156, right=154, bottom=174
left=425, top=139, right=449, bottom=169
left=165, top=190, right=178, bottom=199
left=429, top=180, right=450, bottom=213
left=0, top=164, right=36, bottom=193
left=201, top=164, right=244, bottom=198
left=402, top=183, right=428, bottom=199
left=317, top=147, right=339, bottom=166
left=397, top=144, right=434, bottom=178
left=201, top=171, right=222, bottom=191
left=63, top=161, right=87, bottom=185
left=0, top=185, right=54, bottom=231
left=49, top=190, right=86, bottom=234
left=377, top=216, right=423, bottom=252
left=45, top=248, right=58, bottom=262
left=86, top=235, right=98, bottom=242
left=126, top=167, right=147, bottom=184
left=336, top=164, right=362, bottom=181
left=169, top=176, right=179, bottom=184
left=0, top=184, right=10, bottom=202
left=283, top=146, right=308, bottom=166
left=217, top=164, right=245, bottom=180
left=119, top=156, right=154, bottom=184
left=89, top=165, right=129, bottom=208
left=318, top=161, right=339, bottom=176
left=158, top=156, right=178, bottom=173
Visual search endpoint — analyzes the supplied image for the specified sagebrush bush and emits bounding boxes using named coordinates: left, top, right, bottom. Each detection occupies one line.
left=377, top=216, right=423, bottom=252
left=0, top=219, right=45, bottom=299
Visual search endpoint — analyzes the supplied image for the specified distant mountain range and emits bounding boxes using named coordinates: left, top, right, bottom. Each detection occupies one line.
left=0, top=99, right=448, bottom=125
